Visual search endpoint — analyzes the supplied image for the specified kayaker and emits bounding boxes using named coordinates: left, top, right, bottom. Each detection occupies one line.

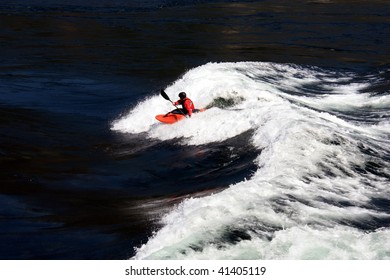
left=173, top=92, right=195, bottom=117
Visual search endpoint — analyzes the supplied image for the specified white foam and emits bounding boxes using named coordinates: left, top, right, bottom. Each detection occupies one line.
left=112, top=62, right=390, bottom=259
left=112, top=62, right=284, bottom=145
left=136, top=226, right=390, bottom=260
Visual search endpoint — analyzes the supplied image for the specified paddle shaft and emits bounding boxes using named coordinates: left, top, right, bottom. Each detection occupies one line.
left=160, top=90, right=187, bottom=117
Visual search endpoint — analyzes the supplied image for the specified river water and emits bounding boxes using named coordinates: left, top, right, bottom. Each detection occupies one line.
left=0, top=0, right=389, bottom=259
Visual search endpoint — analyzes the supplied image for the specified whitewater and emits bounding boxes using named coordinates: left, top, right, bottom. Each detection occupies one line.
left=112, top=62, right=390, bottom=259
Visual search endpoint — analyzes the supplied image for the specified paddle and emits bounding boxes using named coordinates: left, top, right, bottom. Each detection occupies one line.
left=160, top=89, right=187, bottom=117
left=160, top=89, right=172, bottom=102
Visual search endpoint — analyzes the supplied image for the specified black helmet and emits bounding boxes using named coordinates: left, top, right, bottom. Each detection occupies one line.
left=179, top=92, right=186, bottom=99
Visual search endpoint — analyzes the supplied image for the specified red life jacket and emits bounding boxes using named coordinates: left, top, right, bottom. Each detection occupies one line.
left=175, top=97, right=195, bottom=116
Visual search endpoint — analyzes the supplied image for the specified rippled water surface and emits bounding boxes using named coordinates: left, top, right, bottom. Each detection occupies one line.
left=0, top=0, right=389, bottom=259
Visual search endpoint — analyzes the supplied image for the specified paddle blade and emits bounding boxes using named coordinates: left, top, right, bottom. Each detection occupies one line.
left=160, top=90, right=171, bottom=101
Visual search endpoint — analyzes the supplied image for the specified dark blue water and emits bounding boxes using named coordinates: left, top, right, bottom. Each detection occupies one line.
left=0, top=0, right=389, bottom=259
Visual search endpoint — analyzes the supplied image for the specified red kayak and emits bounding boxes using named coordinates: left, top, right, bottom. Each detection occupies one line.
left=155, top=108, right=205, bottom=124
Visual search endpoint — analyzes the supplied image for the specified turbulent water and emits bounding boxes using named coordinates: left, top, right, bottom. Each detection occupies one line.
left=113, top=62, right=390, bottom=259
left=0, top=0, right=389, bottom=259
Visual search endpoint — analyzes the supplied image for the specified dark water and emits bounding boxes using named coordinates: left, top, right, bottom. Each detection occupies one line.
left=0, top=0, right=389, bottom=259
